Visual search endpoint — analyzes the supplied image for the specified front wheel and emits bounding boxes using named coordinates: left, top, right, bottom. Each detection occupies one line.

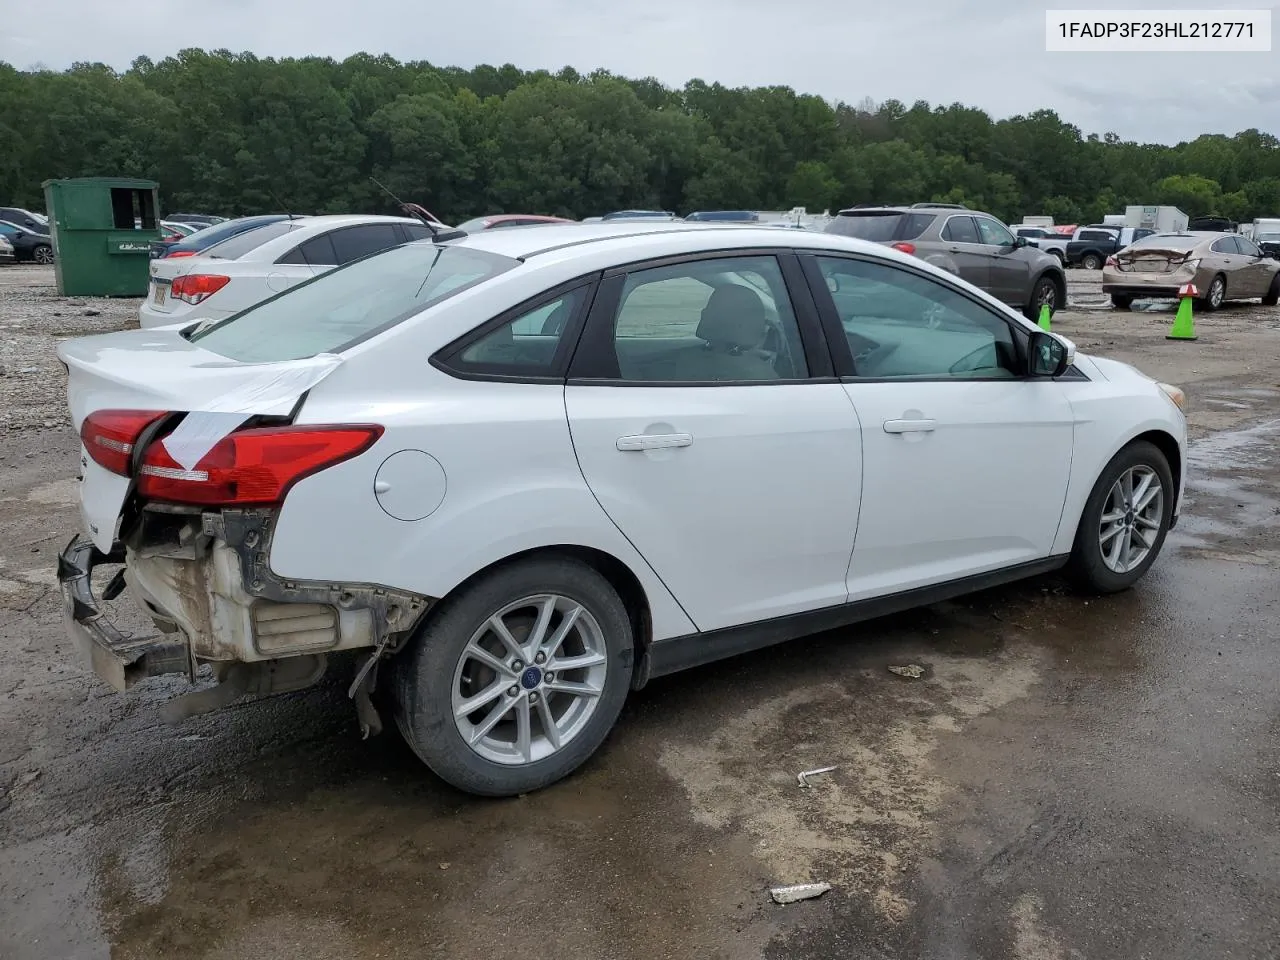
left=1067, top=441, right=1173, bottom=593
left=392, top=555, right=633, bottom=796
left=1023, top=275, right=1060, bottom=321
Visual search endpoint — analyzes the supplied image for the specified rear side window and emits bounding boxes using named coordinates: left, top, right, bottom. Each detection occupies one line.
left=190, top=243, right=518, bottom=362
left=401, top=223, right=436, bottom=242
left=941, top=216, right=980, bottom=243
left=445, top=286, right=592, bottom=376
left=1078, top=230, right=1114, bottom=241
left=202, top=221, right=303, bottom=260
left=825, top=212, right=933, bottom=242
left=1210, top=237, right=1236, bottom=254
left=277, top=234, right=338, bottom=266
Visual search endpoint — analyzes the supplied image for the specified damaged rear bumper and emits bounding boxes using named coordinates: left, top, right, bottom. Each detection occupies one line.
left=57, top=536, right=190, bottom=692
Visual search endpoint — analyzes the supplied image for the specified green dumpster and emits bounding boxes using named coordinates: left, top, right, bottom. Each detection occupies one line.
left=42, top=177, right=161, bottom=296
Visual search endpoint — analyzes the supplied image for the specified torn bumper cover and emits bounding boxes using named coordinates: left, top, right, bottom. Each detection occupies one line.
left=57, top=536, right=190, bottom=692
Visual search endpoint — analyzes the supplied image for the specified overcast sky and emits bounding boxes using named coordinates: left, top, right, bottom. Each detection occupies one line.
left=2, top=0, right=1277, bottom=144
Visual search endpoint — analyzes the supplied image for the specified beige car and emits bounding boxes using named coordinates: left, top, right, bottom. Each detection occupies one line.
left=1104, top=231, right=1280, bottom=311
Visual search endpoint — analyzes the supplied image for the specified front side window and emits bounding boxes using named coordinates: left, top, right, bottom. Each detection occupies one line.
left=600, top=256, right=808, bottom=382
left=975, top=218, right=1015, bottom=246
left=328, top=224, right=409, bottom=264
left=817, top=256, right=1018, bottom=380
left=191, top=243, right=517, bottom=362
left=942, top=216, right=980, bottom=244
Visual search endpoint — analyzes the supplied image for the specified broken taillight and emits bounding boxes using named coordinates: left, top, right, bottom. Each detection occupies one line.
left=1105, top=256, right=1118, bottom=268
left=137, top=424, right=383, bottom=507
left=170, top=273, right=230, bottom=304
left=80, top=409, right=169, bottom=476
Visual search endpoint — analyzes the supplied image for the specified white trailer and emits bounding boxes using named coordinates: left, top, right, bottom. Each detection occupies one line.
left=1124, top=206, right=1188, bottom=232
left=1103, top=214, right=1126, bottom=226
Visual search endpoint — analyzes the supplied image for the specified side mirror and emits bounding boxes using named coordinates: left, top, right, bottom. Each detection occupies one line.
left=1028, top=331, right=1073, bottom=377
left=1012, top=235, right=1030, bottom=248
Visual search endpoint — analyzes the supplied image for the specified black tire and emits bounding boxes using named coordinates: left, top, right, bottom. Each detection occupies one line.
left=1110, top=294, right=1133, bottom=310
left=1082, top=253, right=1103, bottom=271
left=33, top=245, right=53, bottom=265
left=1067, top=440, right=1174, bottom=594
left=1023, top=274, right=1060, bottom=321
left=1262, top=274, right=1279, bottom=307
left=1199, top=274, right=1226, bottom=312
left=392, top=555, right=634, bottom=796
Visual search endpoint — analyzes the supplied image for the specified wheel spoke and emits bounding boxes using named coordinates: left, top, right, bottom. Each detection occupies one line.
left=1100, top=509, right=1126, bottom=524
left=1136, top=483, right=1162, bottom=513
left=1130, top=526, right=1151, bottom=550
left=1120, top=528, right=1135, bottom=569
left=465, top=642, right=514, bottom=678
left=454, top=677, right=510, bottom=719
left=535, top=696, right=561, bottom=751
left=1131, top=471, right=1154, bottom=508
left=468, top=696, right=517, bottom=744
left=539, top=604, right=582, bottom=661
left=526, top=596, right=556, bottom=657
left=488, top=615, right=525, bottom=663
left=1100, top=522, right=1125, bottom=545
left=1135, top=513, right=1161, bottom=530
left=548, top=650, right=607, bottom=672
left=546, top=679, right=602, bottom=699
left=1106, top=526, right=1126, bottom=568
left=515, top=697, right=533, bottom=763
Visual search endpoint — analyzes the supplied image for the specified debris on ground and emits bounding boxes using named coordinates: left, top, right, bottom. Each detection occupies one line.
left=770, top=882, right=832, bottom=904
left=888, top=664, right=926, bottom=679
left=797, top=765, right=838, bottom=788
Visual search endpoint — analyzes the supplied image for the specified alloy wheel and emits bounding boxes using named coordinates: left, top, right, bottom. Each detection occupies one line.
left=1098, top=465, right=1164, bottom=574
left=451, top=594, right=609, bottom=765
left=34, top=247, right=53, bottom=265
left=1209, top=277, right=1225, bottom=308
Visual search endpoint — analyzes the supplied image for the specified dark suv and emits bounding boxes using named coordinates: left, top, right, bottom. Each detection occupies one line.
left=825, top=205, right=1066, bottom=320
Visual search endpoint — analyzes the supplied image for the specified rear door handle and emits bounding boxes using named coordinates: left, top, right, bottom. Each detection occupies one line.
left=883, top=419, right=937, bottom=434
left=616, top=433, right=693, bottom=451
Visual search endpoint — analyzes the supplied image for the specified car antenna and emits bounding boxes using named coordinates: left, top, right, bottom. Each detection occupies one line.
left=368, top=177, right=465, bottom=241
left=266, top=188, right=299, bottom=221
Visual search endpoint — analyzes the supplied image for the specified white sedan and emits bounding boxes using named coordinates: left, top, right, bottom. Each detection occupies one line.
left=139, top=214, right=439, bottom=329
left=58, top=222, right=1187, bottom=796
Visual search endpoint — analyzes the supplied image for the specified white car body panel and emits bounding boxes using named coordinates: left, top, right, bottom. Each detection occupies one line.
left=843, top=379, right=1075, bottom=600
left=60, top=222, right=1187, bottom=663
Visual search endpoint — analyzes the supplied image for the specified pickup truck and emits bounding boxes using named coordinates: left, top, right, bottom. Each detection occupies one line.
left=1010, top=226, right=1068, bottom=263
left=1066, top=225, right=1155, bottom=269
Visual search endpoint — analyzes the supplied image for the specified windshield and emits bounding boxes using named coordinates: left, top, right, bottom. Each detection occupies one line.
left=190, top=242, right=518, bottom=362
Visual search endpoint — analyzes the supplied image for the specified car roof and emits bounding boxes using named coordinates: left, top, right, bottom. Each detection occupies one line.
left=214, top=214, right=425, bottom=261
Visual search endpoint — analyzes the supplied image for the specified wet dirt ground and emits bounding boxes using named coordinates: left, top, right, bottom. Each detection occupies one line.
left=1, top=264, right=1278, bottom=959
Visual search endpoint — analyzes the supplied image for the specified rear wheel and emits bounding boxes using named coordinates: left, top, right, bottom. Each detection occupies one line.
left=1263, top=274, right=1279, bottom=307
left=1067, top=441, right=1173, bottom=593
left=1110, top=294, right=1133, bottom=310
left=1200, top=274, right=1226, bottom=311
left=1082, top=253, right=1103, bottom=271
left=33, top=245, right=53, bottom=265
left=392, top=555, right=633, bottom=796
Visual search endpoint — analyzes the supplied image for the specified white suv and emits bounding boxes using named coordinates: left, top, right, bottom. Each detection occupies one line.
left=57, top=222, right=1187, bottom=796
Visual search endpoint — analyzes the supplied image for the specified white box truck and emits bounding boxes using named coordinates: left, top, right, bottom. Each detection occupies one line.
left=1103, top=214, right=1126, bottom=226
left=1124, top=205, right=1188, bottom=232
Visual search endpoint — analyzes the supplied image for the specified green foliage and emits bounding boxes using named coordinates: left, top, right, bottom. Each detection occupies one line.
left=2, top=52, right=1278, bottom=224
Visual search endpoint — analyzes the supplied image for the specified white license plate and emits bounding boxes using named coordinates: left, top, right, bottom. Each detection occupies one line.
left=153, top=284, right=167, bottom=306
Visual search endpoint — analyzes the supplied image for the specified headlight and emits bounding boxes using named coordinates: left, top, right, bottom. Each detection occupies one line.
left=1157, top=382, right=1186, bottom=410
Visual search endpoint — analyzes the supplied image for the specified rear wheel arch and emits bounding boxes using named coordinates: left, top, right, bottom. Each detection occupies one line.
left=402, top=544, right=654, bottom=666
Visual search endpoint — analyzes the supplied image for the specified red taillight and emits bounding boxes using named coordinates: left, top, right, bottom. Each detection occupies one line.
left=80, top=410, right=169, bottom=476
left=165, top=250, right=196, bottom=259
left=891, top=242, right=917, bottom=255
left=137, top=424, right=383, bottom=507
left=170, top=274, right=230, bottom=304
left=1105, top=256, right=1118, bottom=268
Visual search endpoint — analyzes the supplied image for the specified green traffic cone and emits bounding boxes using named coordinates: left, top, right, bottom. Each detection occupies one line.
left=1166, top=294, right=1197, bottom=341
left=1037, top=303, right=1052, bottom=331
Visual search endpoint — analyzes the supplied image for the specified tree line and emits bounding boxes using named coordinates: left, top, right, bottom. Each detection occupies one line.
left=1, top=49, right=1278, bottom=226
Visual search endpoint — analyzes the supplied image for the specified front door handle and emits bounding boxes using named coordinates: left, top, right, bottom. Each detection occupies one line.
left=616, top=433, right=693, bottom=451
left=883, top=419, right=937, bottom=434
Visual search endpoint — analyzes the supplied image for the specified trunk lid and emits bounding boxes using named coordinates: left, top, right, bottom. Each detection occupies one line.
left=1115, top=247, right=1194, bottom=273
left=58, top=329, right=342, bottom=550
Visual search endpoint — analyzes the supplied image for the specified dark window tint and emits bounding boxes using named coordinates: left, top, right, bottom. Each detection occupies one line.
left=401, top=223, right=436, bottom=241
left=328, top=224, right=408, bottom=264
left=203, top=220, right=304, bottom=259
left=817, top=257, right=1018, bottom=380
left=1238, top=237, right=1262, bottom=257
left=277, top=233, right=337, bottom=266
left=1209, top=237, right=1236, bottom=254
left=941, top=216, right=980, bottom=243
left=826, top=212, right=933, bottom=243
left=1078, top=230, right=1114, bottom=241
left=451, top=287, right=590, bottom=375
